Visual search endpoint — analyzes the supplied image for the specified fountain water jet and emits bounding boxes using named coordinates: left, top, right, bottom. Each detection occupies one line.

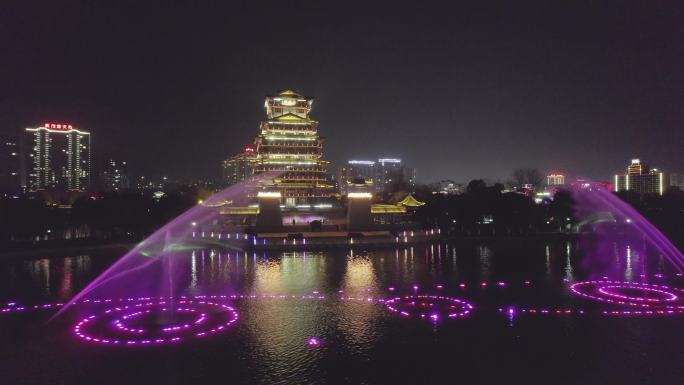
left=52, top=172, right=280, bottom=320
left=571, top=183, right=684, bottom=276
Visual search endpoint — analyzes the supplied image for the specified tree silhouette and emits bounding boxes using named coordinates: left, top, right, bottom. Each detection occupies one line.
left=512, top=168, right=543, bottom=189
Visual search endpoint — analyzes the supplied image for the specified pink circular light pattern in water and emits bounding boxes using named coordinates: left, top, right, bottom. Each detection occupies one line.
left=74, top=300, right=238, bottom=346
left=162, top=311, right=208, bottom=333
left=384, top=294, right=473, bottom=321
left=597, top=285, right=678, bottom=303
left=570, top=280, right=684, bottom=309
left=110, top=307, right=207, bottom=334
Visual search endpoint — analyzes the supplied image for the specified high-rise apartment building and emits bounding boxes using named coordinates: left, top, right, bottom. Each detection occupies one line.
left=222, top=147, right=256, bottom=186
left=26, top=123, right=91, bottom=192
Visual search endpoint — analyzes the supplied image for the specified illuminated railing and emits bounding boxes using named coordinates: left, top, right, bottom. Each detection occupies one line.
left=274, top=183, right=334, bottom=188
left=262, top=136, right=318, bottom=141
left=258, top=149, right=321, bottom=154
left=218, top=207, right=259, bottom=215
left=371, top=204, right=407, bottom=214
left=273, top=177, right=329, bottom=182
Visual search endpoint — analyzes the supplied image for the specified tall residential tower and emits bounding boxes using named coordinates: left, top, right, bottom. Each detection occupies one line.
left=222, top=147, right=256, bottom=187
left=26, top=123, right=91, bottom=192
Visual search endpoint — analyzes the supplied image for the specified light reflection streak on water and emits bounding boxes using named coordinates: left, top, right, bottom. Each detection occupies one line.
left=209, top=250, right=218, bottom=286
left=338, top=253, right=380, bottom=352
left=545, top=245, right=551, bottom=278
left=190, top=251, right=197, bottom=289
left=58, top=257, right=73, bottom=298
left=479, top=245, right=491, bottom=280
left=625, top=245, right=633, bottom=281
left=564, top=241, right=574, bottom=281
left=40, top=259, right=50, bottom=295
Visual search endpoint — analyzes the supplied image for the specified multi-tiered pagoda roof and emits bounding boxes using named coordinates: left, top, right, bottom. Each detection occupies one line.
left=253, top=90, right=335, bottom=205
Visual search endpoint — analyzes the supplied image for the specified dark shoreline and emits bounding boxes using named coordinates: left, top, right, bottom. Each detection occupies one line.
left=6, top=231, right=684, bottom=258
left=0, top=233, right=582, bottom=258
left=0, top=240, right=136, bottom=259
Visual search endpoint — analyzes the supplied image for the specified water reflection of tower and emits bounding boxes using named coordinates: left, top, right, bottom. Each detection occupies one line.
left=340, top=254, right=381, bottom=350
left=625, top=245, right=633, bottom=281
left=59, top=257, right=73, bottom=298
left=564, top=241, right=574, bottom=281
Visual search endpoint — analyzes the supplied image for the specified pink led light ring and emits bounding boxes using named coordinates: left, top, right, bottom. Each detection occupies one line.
left=73, top=300, right=238, bottom=346
left=570, top=280, right=684, bottom=309
left=597, top=285, right=677, bottom=302
left=384, top=294, right=473, bottom=321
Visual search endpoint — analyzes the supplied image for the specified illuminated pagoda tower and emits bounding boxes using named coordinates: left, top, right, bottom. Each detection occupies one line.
left=253, top=90, right=335, bottom=206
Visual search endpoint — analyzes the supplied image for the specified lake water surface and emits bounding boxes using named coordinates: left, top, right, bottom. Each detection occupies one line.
left=1, top=240, right=682, bottom=385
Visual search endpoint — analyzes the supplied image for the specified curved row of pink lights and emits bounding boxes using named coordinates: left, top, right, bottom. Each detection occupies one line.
left=569, top=280, right=684, bottom=309
left=74, top=300, right=238, bottom=346
left=499, top=307, right=684, bottom=316
left=163, top=310, right=208, bottom=333
left=384, top=295, right=474, bottom=322
left=1, top=302, right=63, bottom=313
left=0, top=295, right=374, bottom=315
left=3, top=277, right=684, bottom=320
left=597, top=285, right=678, bottom=302
left=4, top=274, right=683, bottom=314
left=113, top=310, right=147, bottom=334
left=111, top=307, right=207, bottom=334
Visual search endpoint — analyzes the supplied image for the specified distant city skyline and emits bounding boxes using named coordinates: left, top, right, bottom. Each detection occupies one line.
left=6, top=117, right=682, bottom=187
left=1, top=2, right=683, bottom=183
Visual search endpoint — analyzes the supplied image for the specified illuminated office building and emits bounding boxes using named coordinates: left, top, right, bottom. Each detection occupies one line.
left=26, top=123, right=91, bottom=192
left=615, top=159, right=667, bottom=195
left=337, top=160, right=376, bottom=195
left=222, top=147, right=256, bottom=186
left=337, top=158, right=416, bottom=194
left=376, top=158, right=415, bottom=193
left=546, top=173, right=565, bottom=186
left=253, top=90, right=334, bottom=206
left=627, top=159, right=645, bottom=175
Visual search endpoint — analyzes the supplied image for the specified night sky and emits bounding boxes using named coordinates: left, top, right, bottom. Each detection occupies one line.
left=2, top=1, right=683, bottom=183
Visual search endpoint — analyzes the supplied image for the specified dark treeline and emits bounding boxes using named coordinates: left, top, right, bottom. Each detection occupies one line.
left=413, top=180, right=684, bottom=240
left=2, top=180, right=684, bottom=245
left=614, top=189, right=684, bottom=241
left=413, top=180, right=574, bottom=236
left=0, top=188, right=203, bottom=243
